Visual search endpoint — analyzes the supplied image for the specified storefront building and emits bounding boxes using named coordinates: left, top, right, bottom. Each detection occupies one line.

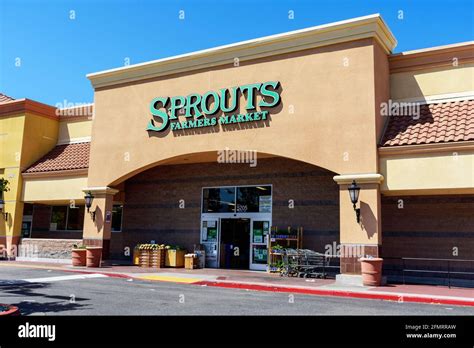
left=1, top=15, right=473, bottom=281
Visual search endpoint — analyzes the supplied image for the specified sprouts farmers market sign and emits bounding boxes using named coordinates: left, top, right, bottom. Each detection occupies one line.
left=146, top=81, right=281, bottom=132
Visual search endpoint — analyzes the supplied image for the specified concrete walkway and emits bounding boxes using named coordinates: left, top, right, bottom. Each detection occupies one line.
left=1, top=260, right=473, bottom=307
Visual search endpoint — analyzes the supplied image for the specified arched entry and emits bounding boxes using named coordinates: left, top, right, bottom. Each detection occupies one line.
left=83, top=152, right=341, bottom=270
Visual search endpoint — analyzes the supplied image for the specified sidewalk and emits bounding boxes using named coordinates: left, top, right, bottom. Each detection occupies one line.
left=1, top=260, right=473, bottom=307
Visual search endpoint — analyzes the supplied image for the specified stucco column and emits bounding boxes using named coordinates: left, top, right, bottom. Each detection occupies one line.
left=0, top=171, right=24, bottom=259
left=333, top=174, right=384, bottom=275
left=0, top=201, right=23, bottom=259
left=82, top=187, right=119, bottom=259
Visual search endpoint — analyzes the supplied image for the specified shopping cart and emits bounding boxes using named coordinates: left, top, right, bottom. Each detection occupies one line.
left=280, top=248, right=328, bottom=278
left=297, top=249, right=328, bottom=278
left=279, top=248, right=300, bottom=277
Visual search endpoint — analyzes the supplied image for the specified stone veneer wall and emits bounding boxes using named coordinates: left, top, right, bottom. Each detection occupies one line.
left=18, top=238, right=82, bottom=260
left=110, top=157, right=340, bottom=259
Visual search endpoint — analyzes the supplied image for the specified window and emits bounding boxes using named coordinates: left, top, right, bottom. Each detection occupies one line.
left=23, top=203, right=34, bottom=216
left=67, top=206, right=85, bottom=230
left=202, top=187, right=236, bottom=213
left=202, top=185, right=272, bottom=213
left=50, top=206, right=67, bottom=230
left=111, top=204, right=123, bottom=232
left=237, top=186, right=272, bottom=213
left=50, top=205, right=84, bottom=231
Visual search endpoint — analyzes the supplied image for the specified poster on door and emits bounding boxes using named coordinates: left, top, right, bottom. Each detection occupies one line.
left=259, top=196, right=272, bottom=213
left=253, top=228, right=263, bottom=243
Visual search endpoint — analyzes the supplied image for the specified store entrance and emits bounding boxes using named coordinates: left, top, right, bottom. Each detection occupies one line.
left=219, top=218, right=250, bottom=269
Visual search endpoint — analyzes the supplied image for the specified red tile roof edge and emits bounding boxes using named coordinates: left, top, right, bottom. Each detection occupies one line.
left=380, top=99, right=474, bottom=147
left=24, top=142, right=91, bottom=174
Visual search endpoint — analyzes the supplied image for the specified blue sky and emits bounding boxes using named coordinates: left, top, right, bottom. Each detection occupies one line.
left=0, top=0, right=472, bottom=105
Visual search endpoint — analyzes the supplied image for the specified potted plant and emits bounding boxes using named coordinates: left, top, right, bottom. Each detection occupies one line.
left=0, top=178, right=10, bottom=194
left=267, top=260, right=284, bottom=273
left=72, top=244, right=87, bottom=267
left=86, top=246, right=102, bottom=268
left=0, top=304, right=20, bottom=316
left=360, top=256, right=383, bottom=286
left=165, top=245, right=186, bottom=268
left=270, top=244, right=284, bottom=253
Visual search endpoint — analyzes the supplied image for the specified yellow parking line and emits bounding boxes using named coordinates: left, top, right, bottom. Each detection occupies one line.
left=0, top=262, right=66, bottom=272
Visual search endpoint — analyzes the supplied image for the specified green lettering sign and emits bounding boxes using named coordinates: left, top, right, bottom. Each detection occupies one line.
left=147, top=81, right=281, bottom=133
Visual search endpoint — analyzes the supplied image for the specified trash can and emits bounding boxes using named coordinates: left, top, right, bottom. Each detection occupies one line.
left=195, top=250, right=206, bottom=269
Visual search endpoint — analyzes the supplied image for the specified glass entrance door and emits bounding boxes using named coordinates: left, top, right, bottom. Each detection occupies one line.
left=201, top=184, right=272, bottom=271
left=250, top=219, right=271, bottom=270
left=220, top=218, right=250, bottom=269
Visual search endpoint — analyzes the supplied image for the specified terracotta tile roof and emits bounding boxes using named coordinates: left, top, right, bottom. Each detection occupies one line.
left=0, top=93, right=15, bottom=103
left=24, top=142, right=90, bottom=173
left=381, top=99, right=474, bottom=147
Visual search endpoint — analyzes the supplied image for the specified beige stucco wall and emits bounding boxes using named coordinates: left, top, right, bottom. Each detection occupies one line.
left=88, top=39, right=384, bottom=187
left=390, top=63, right=474, bottom=101
left=339, top=183, right=382, bottom=244
left=373, top=39, right=391, bottom=148
left=22, top=113, right=59, bottom=169
left=380, top=149, right=474, bottom=194
left=22, top=175, right=88, bottom=203
left=58, top=118, right=92, bottom=144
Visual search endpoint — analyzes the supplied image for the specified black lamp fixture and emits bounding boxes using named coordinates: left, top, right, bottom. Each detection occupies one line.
left=84, top=191, right=96, bottom=221
left=0, top=199, right=7, bottom=220
left=348, top=180, right=361, bottom=223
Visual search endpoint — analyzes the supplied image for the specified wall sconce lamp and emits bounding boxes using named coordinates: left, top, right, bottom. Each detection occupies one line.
left=0, top=199, right=8, bottom=220
left=84, top=191, right=96, bottom=221
left=348, top=180, right=361, bottom=223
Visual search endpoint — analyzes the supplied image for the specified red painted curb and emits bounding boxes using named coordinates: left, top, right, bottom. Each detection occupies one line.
left=193, top=281, right=474, bottom=307
left=9, top=263, right=474, bottom=307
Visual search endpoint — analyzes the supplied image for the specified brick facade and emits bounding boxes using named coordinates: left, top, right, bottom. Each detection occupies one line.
left=381, top=195, right=474, bottom=277
left=381, top=195, right=474, bottom=259
left=110, top=157, right=340, bottom=259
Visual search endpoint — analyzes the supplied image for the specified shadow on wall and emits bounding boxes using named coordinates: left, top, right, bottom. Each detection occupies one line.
left=93, top=206, right=104, bottom=234
left=360, top=201, right=377, bottom=240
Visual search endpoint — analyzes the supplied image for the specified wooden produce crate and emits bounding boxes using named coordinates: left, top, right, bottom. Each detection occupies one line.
left=185, top=254, right=199, bottom=269
left=133, top=246, right=140, bottom=265
left=165, top=249, right=186, bottom=268
left=139, top=250, right=151, bottom=268
left=137, top=247, right=166, bottom=268
left=149, top=249, right=166, bottom=268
